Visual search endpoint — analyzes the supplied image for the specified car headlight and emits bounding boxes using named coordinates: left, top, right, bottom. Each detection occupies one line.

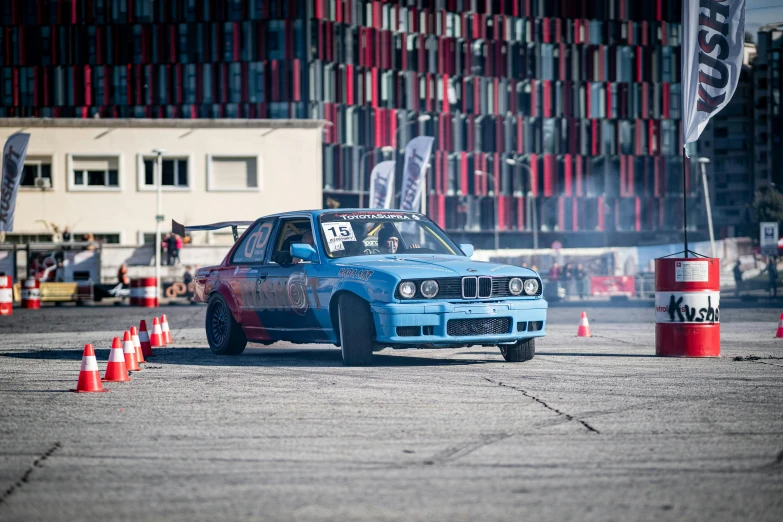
left=523, top=278, right=539, bottom=295
left=399, top=281, right=416, bottom=299
left=509, top=277, right=523, bottom=296
left=420, top=280, right=439, bottom=298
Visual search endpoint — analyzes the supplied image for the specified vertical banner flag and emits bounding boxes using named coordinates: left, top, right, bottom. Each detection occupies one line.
left=682, top=0, right=745, bottom=146
left=399, top=136, right=434, bottom=212
left=368, top=161, right=396, bottom=209
left=0, top=133, right=31, bottom=234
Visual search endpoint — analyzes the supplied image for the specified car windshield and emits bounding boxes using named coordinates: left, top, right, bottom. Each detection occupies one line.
left=317, top=211, right=463, bottom=258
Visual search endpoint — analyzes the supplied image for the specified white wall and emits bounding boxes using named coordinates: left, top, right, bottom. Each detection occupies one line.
left=0, top=119, right=325, bottom=245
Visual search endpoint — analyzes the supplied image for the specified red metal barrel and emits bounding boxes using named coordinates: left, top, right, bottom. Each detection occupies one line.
left=21, top=278, right=41, bottom=309
left=133, top=277, right=158, bottom=307
left=0, top=276, right=13, bottom=315
left=129, top=279, right=139, bottom=307
left=655, top=258, right=720, bottom=357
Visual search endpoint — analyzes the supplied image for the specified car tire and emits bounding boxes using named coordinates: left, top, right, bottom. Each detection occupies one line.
left=206, top=293, right=247, bottom=356
left=500, top=338, right=535, bottom=362
left=338, top=293, right=374, bottom=366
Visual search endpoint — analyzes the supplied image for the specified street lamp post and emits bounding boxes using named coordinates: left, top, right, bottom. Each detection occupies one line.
left=475, top=170, right=500, bottom=251
left=151, top=148, right=166, bottom=305
left=528, top=191, right=539, bottom=250
left=698, top=157, right=716, bottom=259
left=358, top=146, right=394, bottom=208
left=505, top=157, right=538, bottom=250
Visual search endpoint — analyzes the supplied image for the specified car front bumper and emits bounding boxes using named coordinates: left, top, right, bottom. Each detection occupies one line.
left=371, top=299, right=547, bottom=346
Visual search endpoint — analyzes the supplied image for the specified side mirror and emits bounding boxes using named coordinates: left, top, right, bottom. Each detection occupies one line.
left=460, top=244, right=474, bottom=258
left=291, top=243, right=318, bottom=262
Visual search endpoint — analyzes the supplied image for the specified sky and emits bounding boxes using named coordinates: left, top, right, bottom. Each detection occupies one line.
left=746, top=0, right=783, bottom=40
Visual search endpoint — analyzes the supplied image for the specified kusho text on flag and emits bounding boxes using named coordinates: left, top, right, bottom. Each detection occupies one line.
left=697, top=0, right=734, bottom=113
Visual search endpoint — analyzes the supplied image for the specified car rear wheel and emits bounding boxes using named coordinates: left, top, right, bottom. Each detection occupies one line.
left=338, top=293, right=374, bottom=366
left=206, top=293, right=247, bottom=355
left=500, top=338, right=535, bottom=362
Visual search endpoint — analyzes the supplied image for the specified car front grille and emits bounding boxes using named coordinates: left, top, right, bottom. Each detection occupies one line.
left=396, top=326, right=421, bottom=337
left=462, top=277, right=477, bottom=298
left=395, top=277, right=542, bottom=300
left=447, top=318, right=512, bottom=337
left=478, top=276, right=492, bottom=298
left=435, top=278, right=462, bottom=298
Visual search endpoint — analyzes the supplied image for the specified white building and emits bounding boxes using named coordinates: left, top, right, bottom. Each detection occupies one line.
left=0, top=118, right=326, bottom=246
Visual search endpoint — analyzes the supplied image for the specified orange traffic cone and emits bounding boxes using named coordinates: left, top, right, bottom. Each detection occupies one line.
left=138, top=319, right=153, bottom=357
left=161, top=314, right=173, bottom=344
left=122, top=330, right=142, bottom=372
left=131, top=326, right=145, bottom=363
left=72, top=344, right=109, bottom=393
left=103, top=337, right=131, bottom=382
left=776, top=313, right=783, bottom=338
left=150, top=317, right=164, bottom=348
left=576, top=312, right=592, bottom=337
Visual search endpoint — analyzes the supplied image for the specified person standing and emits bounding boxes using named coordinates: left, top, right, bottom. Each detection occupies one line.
left=575, top=263, right=588, bottom=300
left=174, top=234, right=183, bottom=265
left=562, top=263, right=575, bottom=298
left=165, top=233, right=179, bottom=266
left=117, top=263, right=130, bottom=288
left=768, top=258, right=778, bottom=298
left=733, top=260, right=743, bottom=297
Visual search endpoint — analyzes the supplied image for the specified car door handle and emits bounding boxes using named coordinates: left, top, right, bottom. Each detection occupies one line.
left=256, top=273, right=268, bottom=281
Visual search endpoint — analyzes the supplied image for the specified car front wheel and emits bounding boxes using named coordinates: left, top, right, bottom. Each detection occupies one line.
left=500, top=338, right=535, bottom=362
left=338, top=293, right=374, bottom=366
left=206, top=293, right=247, bottom=355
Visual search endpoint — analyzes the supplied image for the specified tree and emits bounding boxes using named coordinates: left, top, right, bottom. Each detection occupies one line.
left=754, top=188, right=783, bottom=224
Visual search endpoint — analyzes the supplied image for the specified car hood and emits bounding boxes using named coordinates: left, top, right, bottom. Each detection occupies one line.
left=333, top=255, right=539, bottom=280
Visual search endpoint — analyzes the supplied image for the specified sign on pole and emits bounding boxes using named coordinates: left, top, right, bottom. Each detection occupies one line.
left=760, top=222, right=779, bottom=256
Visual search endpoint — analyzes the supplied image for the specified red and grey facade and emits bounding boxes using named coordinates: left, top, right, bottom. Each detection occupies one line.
left=0, top=0, right=696, bottom=248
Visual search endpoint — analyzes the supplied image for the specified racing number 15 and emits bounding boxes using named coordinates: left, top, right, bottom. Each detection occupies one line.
left=326, top=224, right=351, bottom=238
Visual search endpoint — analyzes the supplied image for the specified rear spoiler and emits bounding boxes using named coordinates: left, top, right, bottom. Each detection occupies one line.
left=171, top=219, right=254, bottom=242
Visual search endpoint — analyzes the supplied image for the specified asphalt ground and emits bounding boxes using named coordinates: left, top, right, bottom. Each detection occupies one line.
left=0, top=303, right=782, bottom=521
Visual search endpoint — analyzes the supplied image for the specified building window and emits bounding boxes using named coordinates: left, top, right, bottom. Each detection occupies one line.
left=207, top=155, right=261, bottom=191
left=2, top=234, right=53, bottom=244
left=138, top=155, right=190, bottom=190
left=79, top=233, right=121, bottom=244
left=68, top=155, right=121, bottom=190
left=20, top=156, right=53, bottom=188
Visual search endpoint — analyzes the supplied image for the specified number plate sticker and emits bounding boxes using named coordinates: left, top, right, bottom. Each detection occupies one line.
left=321, top=222, right=357, bottom=252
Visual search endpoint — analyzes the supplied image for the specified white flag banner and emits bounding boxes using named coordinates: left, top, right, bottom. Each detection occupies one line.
left=368, top=160, right=396, bottom=209
left=399, top=136, right=434, bottom=212
left=0, top=133, right=31, bottom=234
left=682, top=0, right=745, bottom=146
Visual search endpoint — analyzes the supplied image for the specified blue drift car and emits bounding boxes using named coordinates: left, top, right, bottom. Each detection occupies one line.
left=178, top=210, right=547, bottom=366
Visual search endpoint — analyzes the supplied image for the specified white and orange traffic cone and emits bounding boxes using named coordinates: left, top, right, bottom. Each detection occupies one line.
left=161, top=314, right=173, bottom=344
left=103, top=337, right=131, bottom=382
left=122, top=331, right=141, bottom=372
left=131, top=326, right=145, bottom=364
left=576, top=312, right=592, bottom=337
left=72, top=344, right=109, bottom=393
left=138, top=319, right=153, bottom=357
left=776, top=313, right=783, bottom=338
left=150, top=317, right=164, bottom=348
